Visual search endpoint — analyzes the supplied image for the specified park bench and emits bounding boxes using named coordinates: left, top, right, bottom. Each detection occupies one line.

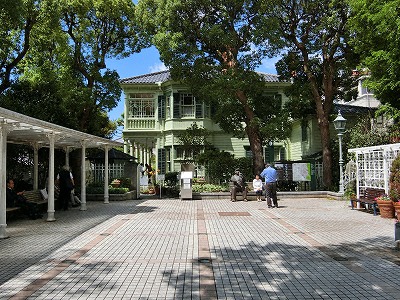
left=228, top=182, right=265, bottom=201
left=23, top=190, right=49, bottom=212
left=6, top=206, right=21, bottom=216
left=350, top=187, right=385, bottom=216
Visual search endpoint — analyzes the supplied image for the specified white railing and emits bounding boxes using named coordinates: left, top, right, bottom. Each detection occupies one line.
left=348, top=143, right=400, bottom=197
left=126, top=118, right=156, bottom=130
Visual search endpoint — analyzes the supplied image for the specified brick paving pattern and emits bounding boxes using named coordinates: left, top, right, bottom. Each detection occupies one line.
left=0, top=196, right=399, bottom=299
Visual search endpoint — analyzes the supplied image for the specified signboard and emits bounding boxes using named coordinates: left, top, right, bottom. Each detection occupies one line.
left=157, top=174, right=165, bottom=181
left=292, top=163, right=312, bottom=181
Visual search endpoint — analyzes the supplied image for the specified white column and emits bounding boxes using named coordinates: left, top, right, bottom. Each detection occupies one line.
left=141, top=147, right=145, bottom=164
left=32, top=142, right=40, bottom=190
left=124, top=140, right=129, bottom=153
left=383, top=148, right=389, bottom=194
left=129, top=142, right=134, bottom=157
left=0, top=123, right=10, bottom=238
left=135, top=143, right=139, bottom=160
left=171, top=135, right=175, bottom=172
left=64, top=146, right=72, bottom=168
left=80, top=141, right=87, bottom=211
left=46, top=133, right=57, bottom=222
left=104, top=144, right=110, bottom=204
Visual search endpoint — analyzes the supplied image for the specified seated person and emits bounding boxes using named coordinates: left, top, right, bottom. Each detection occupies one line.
left=6, top=178, right=42, bottom=219
left=253, top=174, right=263, bottom=202
left=230, top=169, right=247, bottom=202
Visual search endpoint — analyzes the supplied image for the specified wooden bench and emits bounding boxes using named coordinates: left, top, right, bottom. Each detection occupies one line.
left=350, top=188, right=385, bottom=216
left=23, top=190, right=47, bottom=205
left=229, top=182, right=264, bottom=201
left=6, top=206, right=21, bottom=220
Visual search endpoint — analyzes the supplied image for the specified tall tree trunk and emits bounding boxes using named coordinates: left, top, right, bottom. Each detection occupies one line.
left=236, top=90, right=265, bottom=174
left=246, top=124, right=265, bottom=175
left=317, top=114, right=333, bottom=189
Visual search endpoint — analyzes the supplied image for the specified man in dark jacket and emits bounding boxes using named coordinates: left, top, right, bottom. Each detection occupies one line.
left=56, top=166, right=75, bottom=211
left=6, top=178, right=42, bottom=219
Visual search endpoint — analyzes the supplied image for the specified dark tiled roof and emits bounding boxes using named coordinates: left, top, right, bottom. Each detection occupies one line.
left=120, top=70, right=281, bottom=84
left=120, top=70, right=171, bottom=84
left=88, top=148, right=136, bottom=161
left=333, top=103, right=377, bottom=114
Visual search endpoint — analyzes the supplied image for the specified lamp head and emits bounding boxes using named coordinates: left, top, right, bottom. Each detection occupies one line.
left=334, top=110, right=347, bottom=132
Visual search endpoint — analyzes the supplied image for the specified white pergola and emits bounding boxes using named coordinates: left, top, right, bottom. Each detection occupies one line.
left=348, top=143, right=400, bottom=197
left=0, top=107, right=123, bottom=238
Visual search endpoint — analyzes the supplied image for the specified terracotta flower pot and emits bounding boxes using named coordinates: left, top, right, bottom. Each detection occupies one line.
left=377, top=200, right=395, bottom=218
left=393, top=201, right=400, bottom=221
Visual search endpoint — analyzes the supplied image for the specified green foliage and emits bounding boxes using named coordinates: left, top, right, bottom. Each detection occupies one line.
left=349, top=0, right=400, bottom=109
left=344, top=180, right=357, bottom=200
left=164, top=172, right=179, bottom=187
left=0, top=0, right=40, bottom=92
left=136, top=0, right=291, bottom=173
left=389, top=153, right=400, bottom=201
left=347, top=115, right=392, bottom=149
left=262, top=0, right=357, bottom=189
left=196, top=148, right=235, bottom=184
left=0, top=0, right=147, bottom=137
left=176, top=123, right=210, bottom=163
left=192, top=183, right=229, bottom=193
left=85, top=186, right=129, bottom=194
left=116, top=177, right=131, bottom=188
left=195, top=148, right=252, bottom=184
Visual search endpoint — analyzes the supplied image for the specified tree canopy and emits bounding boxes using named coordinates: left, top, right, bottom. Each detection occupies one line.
left=0, top=0, right=148, bottom=137
left=349, top=0, right=400, bottom=110
left=136, top=0, right=291, bottom=174
left=257, top=0, right=358, bottom=189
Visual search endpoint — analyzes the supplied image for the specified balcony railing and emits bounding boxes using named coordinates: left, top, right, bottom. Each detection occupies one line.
left=126, top=118, right=156, bottom=130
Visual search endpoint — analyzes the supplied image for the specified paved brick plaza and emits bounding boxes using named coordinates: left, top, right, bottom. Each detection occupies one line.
left=1, top=196, right=399, bottom=299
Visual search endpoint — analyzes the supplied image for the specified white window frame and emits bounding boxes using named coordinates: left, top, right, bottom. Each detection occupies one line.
left=180, top=93, right=195, bottom=118
left=128, top=93, right=155, bottom=118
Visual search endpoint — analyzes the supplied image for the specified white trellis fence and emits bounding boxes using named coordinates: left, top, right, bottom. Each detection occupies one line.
left=348, top=143, right=400, bottom=197
left=90, top=163, right=125, bottom=184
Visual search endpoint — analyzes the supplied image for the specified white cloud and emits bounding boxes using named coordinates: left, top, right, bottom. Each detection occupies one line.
left=258, top=57, right=280, bottom=74
left=149, top=63, right=167, bottom=73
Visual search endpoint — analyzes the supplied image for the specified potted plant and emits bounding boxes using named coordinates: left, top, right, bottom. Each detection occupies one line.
left=375, top=194, right=395, bottom=218
left=344, top=180, right=357, bottom=208
left=110, top=179, right=121, bottom=188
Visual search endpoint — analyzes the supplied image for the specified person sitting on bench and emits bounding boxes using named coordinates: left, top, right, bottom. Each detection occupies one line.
left=6, top=178, right=42, bottom=220
left=230, top=169, right=247, bottom=202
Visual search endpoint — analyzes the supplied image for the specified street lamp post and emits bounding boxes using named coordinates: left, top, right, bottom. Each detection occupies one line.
left=333, top=111, right=347, bottom=194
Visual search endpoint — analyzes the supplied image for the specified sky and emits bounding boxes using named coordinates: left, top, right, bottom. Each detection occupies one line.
left=106, top=46, right=279, bottom=140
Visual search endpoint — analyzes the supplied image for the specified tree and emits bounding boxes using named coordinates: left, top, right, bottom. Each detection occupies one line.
left=176, top=123, right=210, bottom=163
left=349, top=0, right=400, bottom=110
left=0, top=0, right=40, bottom=93
left=58, top=0, right=148, bottom=132
left=260, top=0, right=357, bottom=189
left=136, top=0, right=291, bottom=174
left=1, top=0, right=148, bottom=136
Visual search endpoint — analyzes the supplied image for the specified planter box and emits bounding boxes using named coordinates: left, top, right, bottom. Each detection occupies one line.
left=86, top=190, right=137, bottom=201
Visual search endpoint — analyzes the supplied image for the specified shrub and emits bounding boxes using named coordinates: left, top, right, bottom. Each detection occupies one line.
left=165, top=172, right=179, bottom=187
left=192, top=183, right=229, bottom=193
left=390, top=153, right=400, bottom=201
left=85, top=186, right=129, bottom=194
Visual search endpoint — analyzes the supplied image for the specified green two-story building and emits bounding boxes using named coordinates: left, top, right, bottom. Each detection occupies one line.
left=120, top=70, right=375, bottom=187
